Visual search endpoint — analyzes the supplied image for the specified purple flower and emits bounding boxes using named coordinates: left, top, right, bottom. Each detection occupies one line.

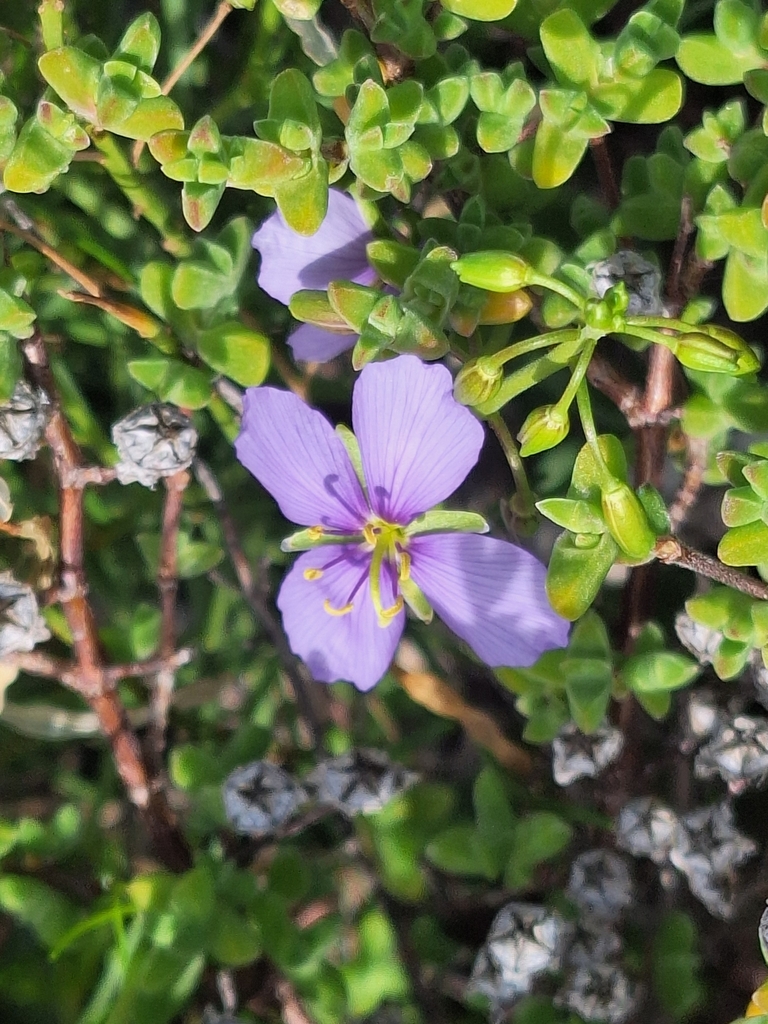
left=252, top=190, right=376, bottom=363
left=235, top=355, right=569, bottom=691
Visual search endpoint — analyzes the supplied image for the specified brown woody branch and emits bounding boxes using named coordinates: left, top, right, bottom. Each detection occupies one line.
left=21, top=333, right=191, bottom=872
left=655, top=537, right=768, bottom=602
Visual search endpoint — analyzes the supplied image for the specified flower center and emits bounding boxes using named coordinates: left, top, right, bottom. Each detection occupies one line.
left=302, top=517, right=409, bottom=626
left=363, top=518, right=408, bottom=627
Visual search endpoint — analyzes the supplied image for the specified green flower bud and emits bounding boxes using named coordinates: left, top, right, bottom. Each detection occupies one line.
left=600, top=478, right=656, bottom=561
left=450, top=251, right=530, bottom=293
left=453, top=358, right=503, bottom=407
left=670, top=330, right=759, bottom=375
left=517, top=404, right=569, bottom=457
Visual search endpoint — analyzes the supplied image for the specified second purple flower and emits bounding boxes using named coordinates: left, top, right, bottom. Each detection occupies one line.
left=252, top=189, right=375, bottom=363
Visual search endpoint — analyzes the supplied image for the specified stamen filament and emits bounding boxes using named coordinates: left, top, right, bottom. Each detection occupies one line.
left=323, top=599, right=354, bottom=617
left=398, top=551, right=411, bottom=581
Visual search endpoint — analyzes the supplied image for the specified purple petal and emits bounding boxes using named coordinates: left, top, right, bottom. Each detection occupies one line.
left=409, top=533, right=570, bottom=667
left=288, top=323, right=357, bottom=363
left=278, top=546, right=404, bottom=691
left=235, top=387, right=369, bottom=531
left=352, top=355, right=485, bottom=523
left=252, top=190, right=376, bottom=305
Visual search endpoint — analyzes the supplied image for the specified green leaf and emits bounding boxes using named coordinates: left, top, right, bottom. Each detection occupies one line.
left=677, top=34, right=763, bottom=85
left=196, top=322, right=270, bottom=386
left=593, top=69, right=683, bottom=124
left=439, top=0, right=517, bottom=21
left=564, top=657, right=613, bottom=732
left=504, top=812, right=572, bottom=889
left=115, top=12, right=161, bottom=73
left=473, top=766, right=516, bottom=875
left=723, top=248, right=768, bottom=321
left=719, top=519, right=768, bottom=566
left=653, top=912, right=705, bottom=1018
left=425, top=824, right=494, bottom=877
left=540, top=10, right=601, bottom=88
left=621, top=651, right=699, bottom=693
left=38, top=46, right=101, bottom=122
left=0, top=875, right=79, bottom=949
left=274, top=159, right=328, bottom=235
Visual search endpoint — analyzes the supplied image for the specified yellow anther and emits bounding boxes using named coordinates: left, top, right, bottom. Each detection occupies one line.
left=308, top=525, right=325, bottom=540
left=363, top=523, right=377, bottom=546
left=398, top=551, right=411, bottom=582
left=377, top=596, right=404, bottom=625
left=303, top=568, right=323, bottom=581
left=323, top=599, right=354, bottom=617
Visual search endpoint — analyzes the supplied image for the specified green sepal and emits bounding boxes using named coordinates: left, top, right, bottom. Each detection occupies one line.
left=280, top=528, right=363, bottom=553
left=637, top=483, right=670, bottom=535
left=289, top=291, right=350, bottom=332
left=450, top=251, right=530, bottom=292
left=405, top=510, right=489, bottom=536
left=399, top=576, right=434, bottom=623
left=546, top=530, right=618, bottom=620
left=536, top=498, right=605, bottom=534
left=600, top=478, right=656, bottom=561
left=335, top=424, right=367, bottom=495
left=366, top=240, right=420, bottom=289
left=328, top=281, right=379, bottom=332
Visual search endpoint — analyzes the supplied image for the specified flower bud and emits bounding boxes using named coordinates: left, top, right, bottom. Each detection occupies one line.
left=518, top=404, right=570, bottom=457
left=0, top=381, right=50, bottom=462
left=453, top=358, right=503, bottom=407
left=112, top=403, right=197, bottom=487
left=670, top=331, right=758, bottom=375
left=451, top=251, right=530, bottom=293
left=478, top=288, right=533, bottom=325
left=600, top=479, right=656, bottom=561
left=0, top=571, right=51, bottom=656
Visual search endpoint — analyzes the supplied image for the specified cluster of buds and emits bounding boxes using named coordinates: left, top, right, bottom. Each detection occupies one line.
left=222, top=749, right=418, bottom=838
left=616, top=797, right=757, bottom=918
left=111, top=403, right=197, bottom=488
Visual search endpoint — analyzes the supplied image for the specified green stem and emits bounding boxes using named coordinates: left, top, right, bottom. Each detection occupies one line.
left=38, top=0, right=64, bottom=49
left=485, top=328, right=580, bottom=372
left=555, top=339, right=597, bottom=415
left=575, top=380, right=613, bottom=487
left=476, top=333, right=583, bottom=416
left=487, top=413, right=536, bottom=524
left=91, top=134, right=192, bottom=258
left=526, top=271, right=585, bottom=310
left=621, top=324, right=675, bottom=349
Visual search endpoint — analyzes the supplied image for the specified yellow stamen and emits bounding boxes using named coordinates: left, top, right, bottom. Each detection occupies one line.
left=308, top=525, right=325, bottom=540
left=303, top=568, right=323, bottom=581
left=377, top=596, right=404, bottom=625
left=323, top=599, right=354, bottom=617
left=398, top=551, right=411, bottom=582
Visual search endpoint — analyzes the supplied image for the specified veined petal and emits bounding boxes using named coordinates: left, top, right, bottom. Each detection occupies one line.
left=409, top=533, right=570, bottom=668
left=288, top=323, right=357, bottom=363
left=278, top=546, right=404, bottom=692
left=352, top=355, right=485, bottom=523
left=235, top=387, right=369, bottom=531
left=252, top=190, right=376, bottom=305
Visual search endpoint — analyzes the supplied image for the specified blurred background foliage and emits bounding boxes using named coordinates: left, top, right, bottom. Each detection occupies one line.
left=2, top=1, right=768, bottom=1024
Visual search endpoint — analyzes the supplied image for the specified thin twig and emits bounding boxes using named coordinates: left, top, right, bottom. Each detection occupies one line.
left=7, top=648, right=193, bottom=687
left=0, top=219, right=102, bottom=297
left=589, top=136, right=621, bottom=211
left=21, top=333, right=191, bottom=872
left=666, top=196, right=695, bottom=307
left=193, top=459, right=325, bottom=746
left=131, top=1, right=233, bottom=166
left=655, top=536, right=768, bottom=601
left=148, top=470, right=190, bottom=766
left=669, top=434, right=709, bottom=530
